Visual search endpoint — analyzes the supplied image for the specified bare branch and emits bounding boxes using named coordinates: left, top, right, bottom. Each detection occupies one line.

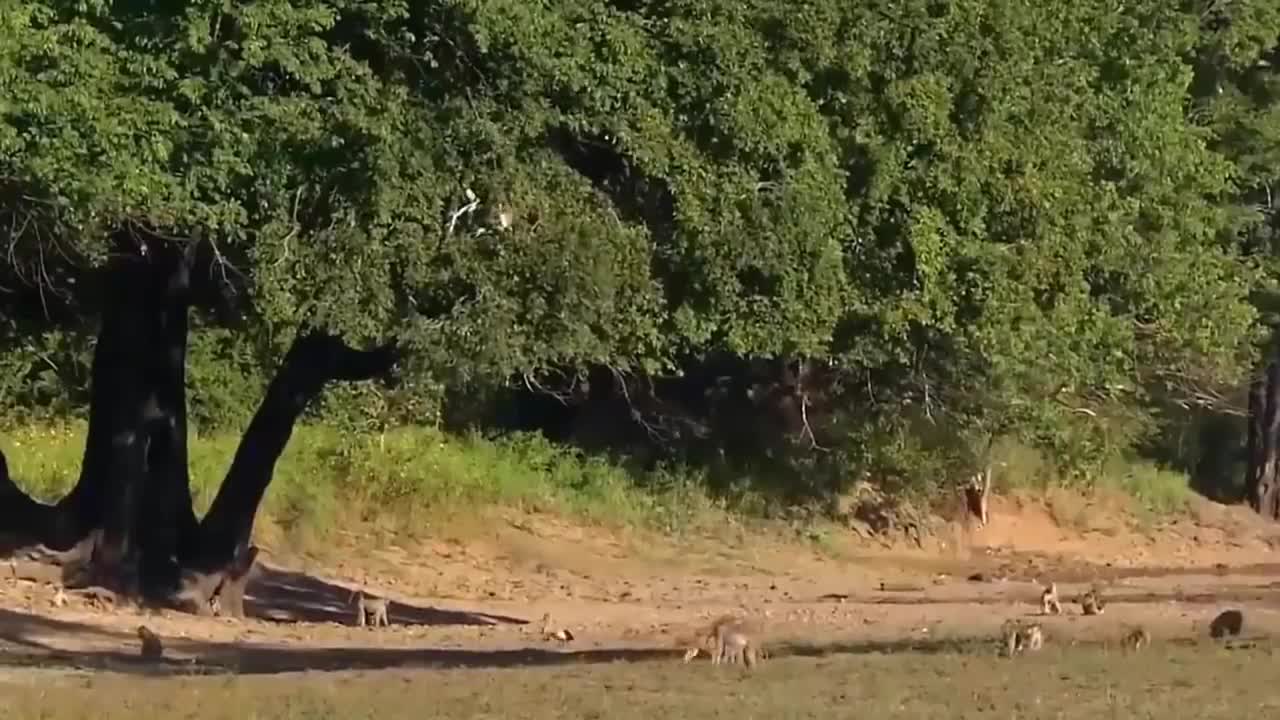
left=797, top=390, right=828, bottom=452
left=445, top=187, right=479, bottom=237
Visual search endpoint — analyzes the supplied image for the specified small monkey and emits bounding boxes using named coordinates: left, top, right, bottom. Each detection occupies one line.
left=351, top=590, right=390, bottom=628
left=1040, top=582, right=1062, bottom=615
left=683, top=615, right=741, bottom=662
left=51, top=586, right=67, bottom=609
left=1019, top=623, right=1044, bottom=652
left=1079, top=588, right=1105, bottom=616
left=685, top=615, right=759, bottom=667
left=481, top=198, right=514, bottom=233
left=965, top=468, right=992, bottom=527
left=1000, top=619, right=1021, bottom=657
left=1209, top=609, right=1244, bottom=639
left=1121, top=626, right=1150, bottom=651
left=717, top=627, right=760, bottom=668
left=137, top=625, right=163, bottom=660
left=540, top=612, right=574, bottom=642
left=1001, top=619, right=1043, bottom=656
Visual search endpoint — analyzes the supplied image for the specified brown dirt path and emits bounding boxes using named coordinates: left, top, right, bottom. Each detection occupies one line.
left=2, top=495, right=1279, bottom=676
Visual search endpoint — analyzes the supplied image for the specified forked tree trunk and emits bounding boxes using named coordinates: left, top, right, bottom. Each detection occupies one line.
left=1246, top=338, right=1280, bottom=520
left=0, top=231, right=398, bottom=616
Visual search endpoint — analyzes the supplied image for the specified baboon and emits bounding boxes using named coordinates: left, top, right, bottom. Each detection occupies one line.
left=1041, top=582, right=1062, bottom=615
left=684, top=615, right=758, bottom=666
left=51, top=586, right=67, bottom=609
left=717, top=627, right=760, bottom=668
left=493, top=204, right=514, bottom=231
left=1121, top=626, right=1150, bottom=651
left=682, top=615, right=729, bottom=662
left=964, top=467, right=992, bottom=528
left=1019, top=623, right=1044, bottom=652
left=1001, top=619, right=1044, bottom=656
left=1001, top=619, right=1021, bottom=657
left=540, top=612, right=574, bottom=642
left=137, top=625, right=163, bottom=660
left=1209, top=609, right=1244, bottom=639
left=351, top=590, right=390, bottom=628
left=1079, top=588, right=1105, bottom=616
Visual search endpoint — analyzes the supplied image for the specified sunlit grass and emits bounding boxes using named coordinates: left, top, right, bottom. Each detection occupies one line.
left=0, top=422, right=728, bottom=552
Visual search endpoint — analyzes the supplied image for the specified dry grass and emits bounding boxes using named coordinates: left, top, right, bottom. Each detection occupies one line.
left=1, top=640, right=1275, bottom=719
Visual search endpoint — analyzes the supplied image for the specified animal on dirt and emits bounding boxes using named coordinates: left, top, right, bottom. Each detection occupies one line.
left=540, top=612, right=574, bottom=643
left=137, top=625, right=164, bottom=660
left=1020, top=623, right=1044, bottom=652
left=1079, top=588, right=1105, bottom=616
left=1121, top=626, right=1150, bottom=652
left=683, top=614, right=740, bottom=662
left=964, top=468, right=992, bottom=528
left=1209, top=609, right=1244, bottom=639
left=716, top=626, right=760, bottom=668
left=1040, top=582, right=1062, bottom=615
left=683, top=615, right=760, bottom=668
left=1001, top=619, right=1020, bottom=657
left=1001, top=619, right=1044, bottom=656
left=51, top=585, right=67, bottom=609
left=350, top=590, right=390, bottom=628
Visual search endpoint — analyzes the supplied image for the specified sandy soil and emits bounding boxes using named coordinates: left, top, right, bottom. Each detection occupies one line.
left=1, top=494, right=1278, bottom=676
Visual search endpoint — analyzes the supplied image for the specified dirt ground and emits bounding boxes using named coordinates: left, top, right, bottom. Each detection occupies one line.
left=2, top=494, right=1280, bottom=678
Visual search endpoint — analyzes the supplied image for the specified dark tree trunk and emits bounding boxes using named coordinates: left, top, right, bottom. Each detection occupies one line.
left=0, top=231, right=398, bottom=616
left=175, top=332, right=398, bottom=615
left=1247, top=338, right=1280, bottom=519
left=134, top=239, right=203, bottom=596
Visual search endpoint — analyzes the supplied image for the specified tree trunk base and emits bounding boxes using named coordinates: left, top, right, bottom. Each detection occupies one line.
left=174, top=545, right=261, bottom=618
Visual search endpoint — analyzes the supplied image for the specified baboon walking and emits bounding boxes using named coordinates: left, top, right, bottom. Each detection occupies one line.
left=351, top=590, right=390, bottom=628
left=540, top=612, right=575, bottom=643
left=684, top=615, right=762, bottom=667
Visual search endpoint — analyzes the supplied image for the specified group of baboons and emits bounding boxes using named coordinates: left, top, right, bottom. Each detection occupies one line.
left=1002, top=581, right=1246, bottom=658
left=124, top=578, right=1250, bottom=666
left=338, top=583, right=758, bottom=666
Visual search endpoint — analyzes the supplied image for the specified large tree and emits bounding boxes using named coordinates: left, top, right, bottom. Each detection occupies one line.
left=0, top=0, right=1273, bottom=603
left=0, top=0, right=667, bottom=611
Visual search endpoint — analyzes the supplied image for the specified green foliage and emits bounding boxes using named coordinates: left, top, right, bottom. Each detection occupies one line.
left=0, top=421, right=727, bottom=543
left=1, top=0, right=1278, bottom=518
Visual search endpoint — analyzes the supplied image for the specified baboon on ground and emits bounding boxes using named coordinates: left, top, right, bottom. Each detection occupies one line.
left=1209, top=609, right=1244, bottom=639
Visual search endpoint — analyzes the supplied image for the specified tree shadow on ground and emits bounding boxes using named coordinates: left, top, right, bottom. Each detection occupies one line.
left=0, top=641, right=683, bottom=677
left=244, top=564, right=525, bottom=627
left=1, top=555, right=526, bottom=628
left=0, top=606, right=1267, bottom=679
left=0, top=605, right=679, bottom=677
left=0, top=607, right=127, bottom=651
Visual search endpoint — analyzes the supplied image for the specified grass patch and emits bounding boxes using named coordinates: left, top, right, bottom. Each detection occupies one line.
left=0, top=641, right=1275, bottom=719
left=0, top=422, right=729, bottom=552
left=1096, top=457, right=1195, bottom=518
left=991, top=438, right=1194, bottom=525
left=0, top=422, right=1199, bottom=555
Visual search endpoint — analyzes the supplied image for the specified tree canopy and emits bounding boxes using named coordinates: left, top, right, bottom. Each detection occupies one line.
left=3, top=0, right=1280, bottom=507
